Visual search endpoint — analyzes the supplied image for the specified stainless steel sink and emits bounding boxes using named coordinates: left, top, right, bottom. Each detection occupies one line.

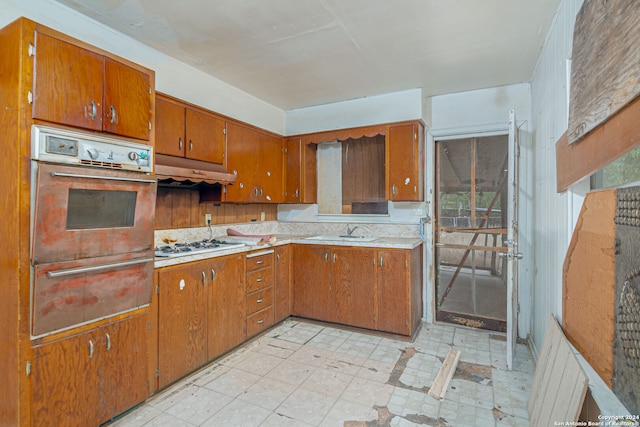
left=304, top=235, right=379, bottom=242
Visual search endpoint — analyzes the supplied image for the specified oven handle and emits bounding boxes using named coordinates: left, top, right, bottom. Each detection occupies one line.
left=46, top=257, right=154, bottom=278
left=51, top=172, right=156, bottom=184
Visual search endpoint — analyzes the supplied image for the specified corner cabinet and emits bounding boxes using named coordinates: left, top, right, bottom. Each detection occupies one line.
left=32, top=31, right=153, bottom=141
left=226, top=121, right=284, bottom=203
left=155, top=94, right=226, bottom=163
left=387, top=121, right=424, bottom=201
left=293, top=243, right=422, bottom=336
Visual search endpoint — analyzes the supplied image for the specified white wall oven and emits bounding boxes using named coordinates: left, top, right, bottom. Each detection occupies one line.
left=30, top=125, right=156, bottom=336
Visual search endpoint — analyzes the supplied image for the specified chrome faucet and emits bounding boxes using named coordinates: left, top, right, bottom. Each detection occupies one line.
left=346, top=224, right=359, bottom=236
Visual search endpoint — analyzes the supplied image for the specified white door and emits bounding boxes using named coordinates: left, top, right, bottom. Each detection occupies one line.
left=506, top=109, right=522, bottom=370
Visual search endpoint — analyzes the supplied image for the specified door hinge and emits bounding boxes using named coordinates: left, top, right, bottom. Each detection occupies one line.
left=148, top=121, right=152, bottom=131
left=26, top=360, right=31, bottom=376
left=223, top=127, right=226, bottom=135
left=156, top=368, right=159, bottom=378
left=28, top=43, right=35, bottom=57
left=27, top=91, right=33, bottom=104
left=148, top=320, right=151, bottom=331
left=156, top=284, right=159, bottom=295
left=148, top=86, right=152, bottom=96
left=517, top=302, right=520, bottom=314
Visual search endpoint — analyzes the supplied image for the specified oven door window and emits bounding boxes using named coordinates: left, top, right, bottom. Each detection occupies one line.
left=67, top=189, right=137, bottom=229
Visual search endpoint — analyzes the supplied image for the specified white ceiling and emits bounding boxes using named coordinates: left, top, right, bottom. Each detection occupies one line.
left=53, top=0, right=561, bottom=111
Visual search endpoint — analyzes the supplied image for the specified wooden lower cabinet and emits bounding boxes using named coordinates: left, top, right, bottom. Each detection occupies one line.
left=274, top=245, right=292, bottom=322
left=292, top=244, right=332, bottom=321
left=157, top=253, right=246, bottom=388
left=330, top=247, right=376, bottom=329
left=293, top=244, right=422, bottom=336
left=31, top=314, right=148, bottom=426
left=245, top=250, right=275, bottom=336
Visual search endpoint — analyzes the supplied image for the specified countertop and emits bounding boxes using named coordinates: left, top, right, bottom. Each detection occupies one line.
left=154, top=234, right=423, bottom=269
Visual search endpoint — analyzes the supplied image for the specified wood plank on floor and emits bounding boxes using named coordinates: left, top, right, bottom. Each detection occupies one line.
left=428, top=348, right=461, bottom=401
left=528, top=316, right=589, bottom=427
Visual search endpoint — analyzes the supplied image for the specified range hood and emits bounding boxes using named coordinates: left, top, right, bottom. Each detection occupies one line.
left=154, top=154, right=236, bottom=187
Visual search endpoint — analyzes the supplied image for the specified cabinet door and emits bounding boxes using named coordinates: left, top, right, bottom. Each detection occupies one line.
left=155, top=96, right=186, bottom=157
left=226, top=121, right=258, bottom=201
left=103, top=57, right=152, bottom=140
left=292, top=244, right=331, bottom=321
left=32, top=31, right=104, bottom=132
left=388, top=123, right=423, bottom=201
left=376, top=249, right=410, bottom=335
left=32, top=331, right=100, bottom=427
left=274, top=245, right=292, bottom=322
left=331, top=247, right=376, bottom=329
left=285, top=138, right=302, bottom=203
left=158, top=263, right=208, bottom=388
left=256, top=132, right=284, bottom=203
left=103, top=315, right=149, bottom=419
left=185, top=108, right=226, bottom=164
left=207, top=254, right=246, bottom=358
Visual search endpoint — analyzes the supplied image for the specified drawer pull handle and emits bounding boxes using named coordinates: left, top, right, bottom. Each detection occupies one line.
left=255, top=260, right=264, bottom=265
left=257, top=319, right=265, bottom=324
left=256, top=298, right=264, bottom=303
left=256, top=277, right=264, bottom=282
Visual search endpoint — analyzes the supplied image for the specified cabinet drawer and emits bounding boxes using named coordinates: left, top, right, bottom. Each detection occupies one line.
left=246, top=286, right=273, bottom=316
left=246, top=252, right=273, bottom=271
left=246, top=268, right=274, bottom=293
left=246, top=306, right=274, bottom=337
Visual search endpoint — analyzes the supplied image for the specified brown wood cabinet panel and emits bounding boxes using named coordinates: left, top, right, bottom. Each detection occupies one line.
left=185, top=108, right=225, bottom=164
left=32, top=31, right=103, bottom=132
left=103, top=58, right=151, bottom=140
left=158, top=263, right=208, bottom=388
left=274, top=245, right=292, bottom=322
left=376, top=250, right=410, bottom=335
left=246, top=306, right=274, bottom=337
left=331, top=247, right=376, bottom=329
left=285, top=137, right=317, bottom=203
left=388, top=122, right=424, bottom=201
left=226, top=122, right=283, bottom=202
left=246, top=286, right=274, bottom=316
left=207, top=254, right=246, bottom=358
left=246, top=267, right=274, bottom=293
left=292, top=244, right=331, bottom=321
left=32, top=331, right=100, bottom=427
left=247, top=252, right=273, bottom=271
left=155, top=96, right=186, bottom=157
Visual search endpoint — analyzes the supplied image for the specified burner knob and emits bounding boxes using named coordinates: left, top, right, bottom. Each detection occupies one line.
left=86, top=148, right=99, bottom=160
left=128, top=151, right=139, bottom=161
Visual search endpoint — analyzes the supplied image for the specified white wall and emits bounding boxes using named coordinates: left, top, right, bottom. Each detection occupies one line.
left=1, top=0, right=285, bottom=134
left=427, top=83, right=533, bottom=338
left=529, top=0, right=586, bottom=357
left=284, top=88, right=423, bottom=136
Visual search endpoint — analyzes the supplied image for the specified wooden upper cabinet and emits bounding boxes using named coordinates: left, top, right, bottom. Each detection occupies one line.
left=155, top=96, right=186, bottom=157
left=155, top=94, right=226, bottom=164
left=285, top=137, right=317, bottom=203
left=32, top=31, right=152, bottom=140
left=32, top=32, right=103, bottom=133
left=103, top=58, right=151, bottom=140
left=387, top=121, right=424, bottom=201
left=226, top=121, right=283, bottom=202
left=185, top=108, right=225, bottom=164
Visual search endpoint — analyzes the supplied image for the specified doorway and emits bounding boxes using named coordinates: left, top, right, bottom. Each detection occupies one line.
left=434, top=134, right=510, bottom=332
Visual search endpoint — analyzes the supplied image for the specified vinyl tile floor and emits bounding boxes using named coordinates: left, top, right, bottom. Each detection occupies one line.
left=110, top=320, right=534, bottom=427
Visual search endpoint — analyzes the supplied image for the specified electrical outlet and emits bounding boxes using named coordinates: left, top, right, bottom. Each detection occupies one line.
left=205, top=214, right=211, bottom=225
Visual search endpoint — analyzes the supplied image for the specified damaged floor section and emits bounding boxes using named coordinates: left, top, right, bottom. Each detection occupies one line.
left=111, top=320, right=533, bottom=427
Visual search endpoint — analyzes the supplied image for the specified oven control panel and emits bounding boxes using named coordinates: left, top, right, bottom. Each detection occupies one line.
left=31, top=125, right=153, bottom=173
